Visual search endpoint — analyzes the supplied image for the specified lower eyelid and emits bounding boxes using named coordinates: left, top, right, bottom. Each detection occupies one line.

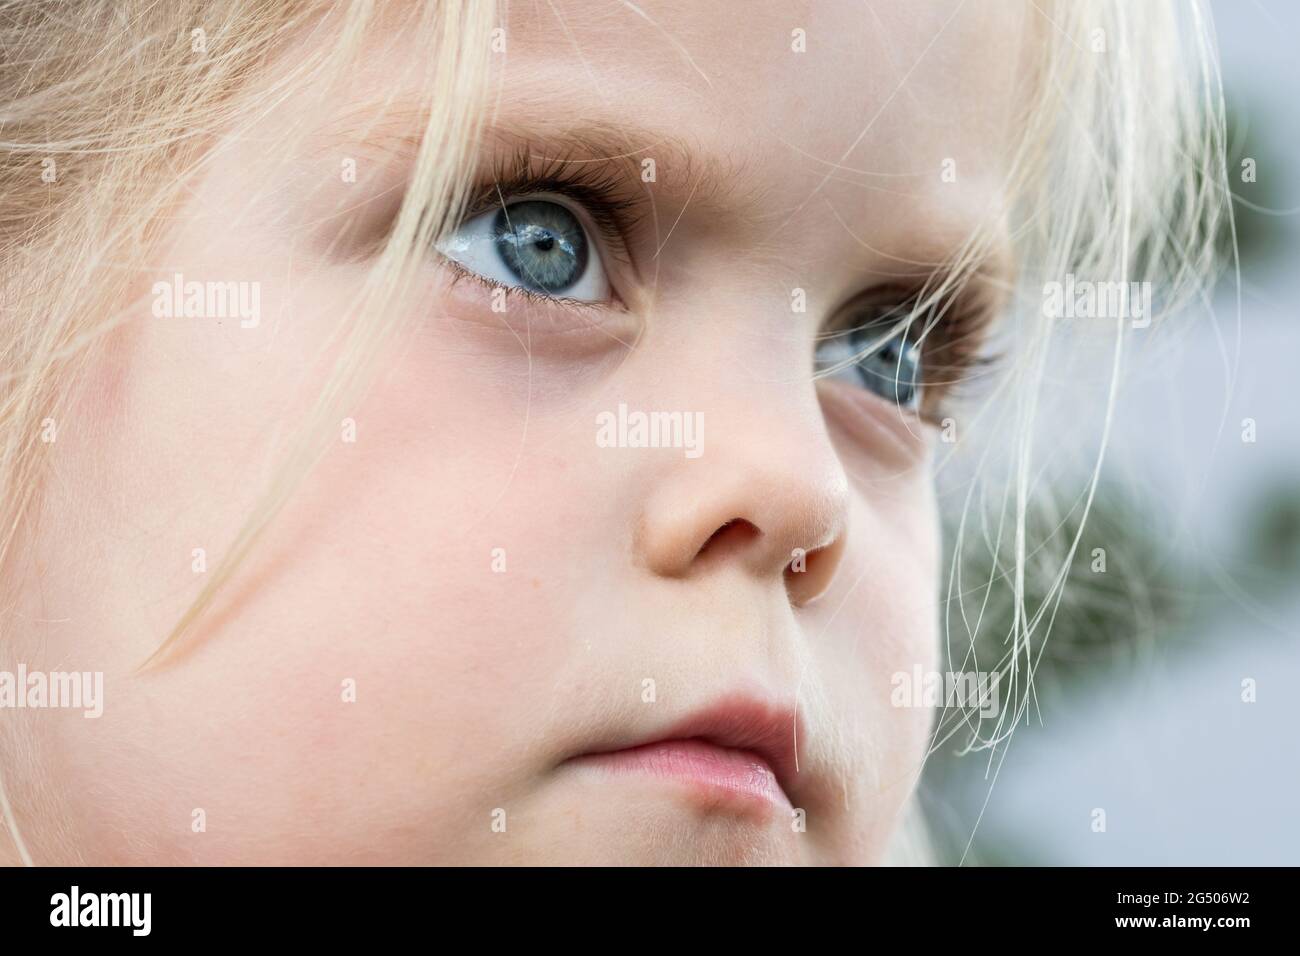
left=435, top=260, right=639, bottom=344
left=817, top=378, right=932, bottom=462
left=442, top=256, right=623, bottom=315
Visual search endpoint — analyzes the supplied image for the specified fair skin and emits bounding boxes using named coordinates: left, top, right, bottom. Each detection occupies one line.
left=7, top=1, right=1026, bottom=864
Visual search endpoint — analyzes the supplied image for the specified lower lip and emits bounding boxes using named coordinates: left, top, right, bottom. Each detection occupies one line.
left=575, top=739, right=792, bottom=810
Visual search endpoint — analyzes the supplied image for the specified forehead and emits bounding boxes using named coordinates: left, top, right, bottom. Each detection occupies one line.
left=497, top=0, right=1032, bottom=274
left=503, top=0, right=1031, bottom=146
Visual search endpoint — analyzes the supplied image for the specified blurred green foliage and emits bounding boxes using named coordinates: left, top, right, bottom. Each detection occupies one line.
left=1222, top=96, right=1288, bottom=269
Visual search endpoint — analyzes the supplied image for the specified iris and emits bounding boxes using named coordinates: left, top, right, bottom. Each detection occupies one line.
left=815, top=319, right=922, bottom=409
left=492, top=200, right=588, bottom=294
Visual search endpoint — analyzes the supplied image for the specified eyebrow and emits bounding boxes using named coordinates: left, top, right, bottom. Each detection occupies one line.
left=484, top=121, right=747, bottom=208
left=317, top=99, right=773, bottom=230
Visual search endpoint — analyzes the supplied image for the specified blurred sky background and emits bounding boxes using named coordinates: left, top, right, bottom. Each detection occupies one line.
left=921, top=0, right=1300, bottom=865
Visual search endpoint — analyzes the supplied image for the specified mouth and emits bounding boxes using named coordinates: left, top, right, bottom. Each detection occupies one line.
left=566, top=695, right=803, bottom=814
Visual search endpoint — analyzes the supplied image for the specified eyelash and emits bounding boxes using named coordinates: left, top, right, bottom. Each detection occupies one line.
left=818, top=290, right=999, bottom=423
left=460, top=147, right=644, bottom=272
left=445, top=150, right=997, bottom=418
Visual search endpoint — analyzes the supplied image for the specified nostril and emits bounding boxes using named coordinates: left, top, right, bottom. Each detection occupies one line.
left=784, top=537, right=845, bottom=607
left=694, top=518, right=761, bottom=562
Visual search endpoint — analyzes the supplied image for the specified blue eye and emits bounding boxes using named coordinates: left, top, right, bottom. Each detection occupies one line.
left=815, top=317, right=922, bottom=409
left=436, top=197, right=610, bottom=301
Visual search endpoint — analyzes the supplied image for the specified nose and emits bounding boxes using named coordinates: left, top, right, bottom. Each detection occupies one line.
left=635, top=402, right=850, bottom=607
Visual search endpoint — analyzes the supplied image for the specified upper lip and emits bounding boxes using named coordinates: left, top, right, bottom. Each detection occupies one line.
left=579, top=693, right=806, bottom=803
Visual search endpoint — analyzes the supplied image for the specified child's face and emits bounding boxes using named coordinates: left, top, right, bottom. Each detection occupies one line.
left=18, top=1, right=1027, bottom=864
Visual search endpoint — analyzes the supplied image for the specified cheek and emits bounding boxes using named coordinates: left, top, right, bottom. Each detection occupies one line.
left=809, top=459, right=941, bottom=842
left=858, top=470, right=942, bottom=729
left=36, top=295, right=603, bottom=862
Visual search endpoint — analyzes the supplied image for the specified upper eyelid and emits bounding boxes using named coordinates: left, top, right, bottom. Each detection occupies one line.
left=460, top=184, right=635, bottom=271
left=824, top=276, right=1000, bottom=342
left=474, top=125, right=751, bottom=222
left=460, top=146, right=651, bottom=256
left=819, top=287, right=952, bottom=346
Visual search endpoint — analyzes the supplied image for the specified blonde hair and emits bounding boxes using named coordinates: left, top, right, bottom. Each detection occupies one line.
left=909, top=0, right=1231, bottom=863
left=0, top=0, right=1229, bottom=866
left=932, top=0, right=1228, bottom=745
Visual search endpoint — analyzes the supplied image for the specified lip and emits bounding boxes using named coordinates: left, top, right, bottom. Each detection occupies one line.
left=568, top=695, right=803, bottom=812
